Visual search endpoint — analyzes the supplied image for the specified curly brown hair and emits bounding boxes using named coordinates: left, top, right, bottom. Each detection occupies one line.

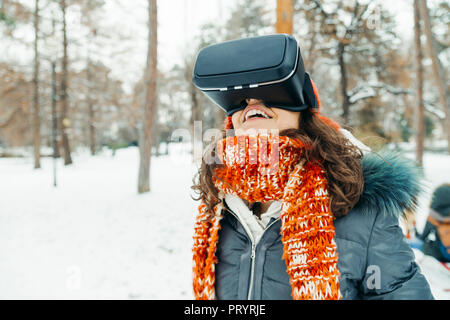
left=191, top=107, right=365, bottom=218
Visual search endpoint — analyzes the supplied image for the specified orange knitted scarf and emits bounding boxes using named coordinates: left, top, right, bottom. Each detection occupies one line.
left=192, top=133, right=341, bottom=300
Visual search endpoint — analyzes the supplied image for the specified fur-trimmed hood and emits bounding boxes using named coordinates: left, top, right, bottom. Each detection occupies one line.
left=354, top=151, right=424, bottom=218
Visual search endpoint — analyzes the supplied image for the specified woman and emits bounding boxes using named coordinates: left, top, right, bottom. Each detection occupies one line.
left=191, top=71, right=433, bottom=300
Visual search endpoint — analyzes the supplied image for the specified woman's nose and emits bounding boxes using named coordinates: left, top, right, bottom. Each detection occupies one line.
left=245, top=98, right=262, bottom=105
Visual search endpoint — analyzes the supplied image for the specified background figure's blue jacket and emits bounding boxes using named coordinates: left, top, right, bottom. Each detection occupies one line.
left=214, top=152, right=434, bottom=300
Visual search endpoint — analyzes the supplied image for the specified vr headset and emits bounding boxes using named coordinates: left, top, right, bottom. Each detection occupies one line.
left=192, top=34, right=318, bottom=116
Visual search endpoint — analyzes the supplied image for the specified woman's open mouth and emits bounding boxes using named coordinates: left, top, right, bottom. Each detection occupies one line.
left=243, top=106, right=273, bottom=123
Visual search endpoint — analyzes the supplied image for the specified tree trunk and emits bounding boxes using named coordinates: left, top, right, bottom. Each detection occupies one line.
left=338, top=42, right=351, bottom=125
left=89, top=102, right=95, bottom=155
left=184, top=57, right=203, bottom=153
left=32, top=0, right=41, bottom=169
left=86, top=59, right=95, bottom=155
left=185, top=58, right=204, bottom=158
left=51, top=61, right=58, bottom=186
left=60, top=0, right=72, bottom=165
left=188, top=73, right=200, bottom=130
left=138, top=0, right=158, bottom=194
left=276, top=0, right=293, bottom=34
left=418, top=0, right=450, bottom=154
left=305, top=16, right=318, bottom=74
left=414, top=0, right=425, bottom=166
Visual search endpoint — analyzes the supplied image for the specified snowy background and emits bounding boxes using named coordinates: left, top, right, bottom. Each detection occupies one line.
left=0, top=144, right=449, bottom=300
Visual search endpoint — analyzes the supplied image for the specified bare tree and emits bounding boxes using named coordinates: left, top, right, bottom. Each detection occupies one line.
left=414, top=0, right=425, bottom=165
left=138, top=0, right=158, bottom=193
left=304, top=1, right=408, bottom=129
left=85, top=29, right=96, bottom=156
left=32, top=0, right=40, bottom=168
left=80, top=0, right=105, bottom=155
left=184, top=56, right=201, bottom=137
left=86, top=58, right=96, bottom=155
left=309, top=0, right=372, bottom=124
left=418, top=0, right=449, bottom=153
left=59, top=0, right=72, bottom=165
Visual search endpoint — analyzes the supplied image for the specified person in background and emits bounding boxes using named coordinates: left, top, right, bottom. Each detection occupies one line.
left=419, top=184, right=450, bottom=262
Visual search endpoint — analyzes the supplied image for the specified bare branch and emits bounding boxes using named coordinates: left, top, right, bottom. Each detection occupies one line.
left=349, top=83, right=412, bottom=104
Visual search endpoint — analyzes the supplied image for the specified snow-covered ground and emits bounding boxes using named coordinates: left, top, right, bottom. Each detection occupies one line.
left=0, top=144, right=449, bottom=299
left=0, top=144, right=198, bottom=299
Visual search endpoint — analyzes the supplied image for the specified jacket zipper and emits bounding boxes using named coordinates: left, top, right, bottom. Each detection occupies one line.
left=248, top=242, right=256, bottom=300
left=224, top=207, right=280, bottom=300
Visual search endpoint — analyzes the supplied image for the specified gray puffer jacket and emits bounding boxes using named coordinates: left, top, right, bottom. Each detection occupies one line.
left=214, top=152, right=434, bottom=300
